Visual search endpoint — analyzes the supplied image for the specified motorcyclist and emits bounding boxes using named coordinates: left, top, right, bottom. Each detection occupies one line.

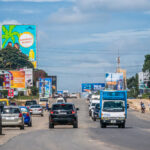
left=141, top=102, right=145, bottom=113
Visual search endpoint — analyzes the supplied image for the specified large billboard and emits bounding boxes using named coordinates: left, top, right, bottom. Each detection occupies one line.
left=105, top=73, right=124, bottom=90
left=39, top=78, right=52, bottom=98
left=2, top=25, right=37, bottom=68
left=10, top=71, right=25, bottom=88
left=20, top=68, right=33, bottom=87
left=82, top=83, right=105, bottom=92
left=138, top=71, right=150, bottom=89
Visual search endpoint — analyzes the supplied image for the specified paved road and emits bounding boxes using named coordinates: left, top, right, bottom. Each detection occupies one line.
left=0, top=99, right=150, bottom=150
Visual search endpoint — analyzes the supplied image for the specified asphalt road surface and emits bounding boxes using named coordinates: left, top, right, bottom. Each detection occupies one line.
left=0, top=98, right=150, bottom=150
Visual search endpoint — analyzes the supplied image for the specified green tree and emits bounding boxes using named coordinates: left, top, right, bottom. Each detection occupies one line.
left=142, top=54, right=150, bottom=72
left=127, top=74, right=139, bottom=97
left=2, top=25, right=20, bottom=48
left=0, top=47, right=33, bottom=69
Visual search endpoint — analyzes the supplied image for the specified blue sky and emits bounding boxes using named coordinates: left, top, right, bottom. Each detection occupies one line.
left=0, top=0, right=150, bottom=92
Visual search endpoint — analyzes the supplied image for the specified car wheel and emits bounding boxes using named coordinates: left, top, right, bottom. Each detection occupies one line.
left=49, top=122, right=54, bottom=129
left=118, top=125, right=121, bottom=128
left=100, top=123, right=106, bottom=128
left=28, top=121, right=32, bottom=127
left=89, top=111, right=91, bottom=116
left=20, top=124, right=24, bottom=130
left=73, top=122, right=78, bottom=128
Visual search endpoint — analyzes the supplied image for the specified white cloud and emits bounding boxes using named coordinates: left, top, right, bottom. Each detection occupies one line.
left=63, top=29, right=150, bottom=45
left=49, top=7, right=92, bottom=24
left=1, top=0, right=74, bottom=2
left=76, top=0, right=150, bottom=11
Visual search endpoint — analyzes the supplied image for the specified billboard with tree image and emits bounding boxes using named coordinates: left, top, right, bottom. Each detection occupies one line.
left=2, top=25, right=37, bottom=68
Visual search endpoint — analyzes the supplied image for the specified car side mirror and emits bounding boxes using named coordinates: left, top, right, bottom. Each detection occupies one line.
left=76, top=108, right=79, bottom=111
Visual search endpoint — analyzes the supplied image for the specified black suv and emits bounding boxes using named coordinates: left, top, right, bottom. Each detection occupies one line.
left=49, top=103, right=79, bottom=128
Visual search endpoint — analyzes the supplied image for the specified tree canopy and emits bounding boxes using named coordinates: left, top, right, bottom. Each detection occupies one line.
left=0, top=46, right=33, bottom=69
left=142, top=54, right=150, bottom=72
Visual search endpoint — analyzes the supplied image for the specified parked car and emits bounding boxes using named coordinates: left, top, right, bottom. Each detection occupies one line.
left=1, top=106, right=24, bottom=130
left=91, top=103, right=100, bottom=121
left=29, top=105, right=43, bottom=116
left=49, top=103, right=79, bottom=128
left=25, top=100, right=37, bottom=108
left=70, top=93, right=77, bottom=98
left=20, top=106, right=32, bottom=127
left=56, top=97, right=65, bottom=103
left=39, top=97, right=49, bottom=108
left=89, top=100, right=100, bottom=116
left=10, top=102, right=17, bottom=106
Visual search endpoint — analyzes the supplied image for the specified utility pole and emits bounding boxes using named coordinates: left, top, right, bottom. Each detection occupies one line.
left=117, top=49, right=120, bottom=72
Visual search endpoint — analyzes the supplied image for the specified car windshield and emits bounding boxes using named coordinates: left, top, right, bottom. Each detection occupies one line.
left=40, top=99, right=48, bottom=102
left=103, top=101, right=124, bottom=112
left=52, top=104, right=73, bottom=110
left=26, top=101, right=37, bottom=105
left=3, top=108, right=20, bottom=114
left=57, top=100, right=64, bottom=103
left=30, top=105, right=41, bottom=108
left=95, top=104, right=100, bottom=109
left=0, top=101, right=7, bottom=106
left=91, top=103, right=98, bottom=106
left=20, top=107, right=28, bottom=113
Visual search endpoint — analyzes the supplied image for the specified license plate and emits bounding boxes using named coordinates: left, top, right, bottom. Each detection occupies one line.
left=111, top=120, right=116, bottom=123
left=59, top=112, right=67, bottom=115
left=6, top=117, right=15, bottom=120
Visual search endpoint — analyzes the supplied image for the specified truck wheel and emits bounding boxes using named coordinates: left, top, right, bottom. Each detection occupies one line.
left=121, top=123, right=125, bottom=128
left=73, top=122, right=78, bottom=128
left=49, top=122, right=54, bottom=129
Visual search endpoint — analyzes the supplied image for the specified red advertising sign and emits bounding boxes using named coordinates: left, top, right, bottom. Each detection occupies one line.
left=8, top=89, right=14, bottom=98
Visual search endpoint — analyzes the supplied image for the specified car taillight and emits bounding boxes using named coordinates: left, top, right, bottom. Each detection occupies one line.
left=30, top=109, right=32, bottom=111
left=50, top=111, right=54, bottom=114
left=19, top=113, right=22, bottom=117
left=72, top=111, right=75, bottom=114
left=26, top=113, right=29, bottom=117
left=39, top=109, right=42, bottom=111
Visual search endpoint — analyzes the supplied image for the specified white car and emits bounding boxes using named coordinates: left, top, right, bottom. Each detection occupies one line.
left=56, top=98, right=65, bottom=103
left=70, top=93, right=77, bottom=98
left=89, top=100, right=100, bottom=116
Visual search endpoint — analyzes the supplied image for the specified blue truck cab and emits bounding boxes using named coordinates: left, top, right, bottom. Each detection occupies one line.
left=100, top=90, right=127, bottom=128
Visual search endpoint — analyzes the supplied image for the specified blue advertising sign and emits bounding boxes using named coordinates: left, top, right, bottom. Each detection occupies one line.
left=82, top=83, right=105, bottom=92
left=39, top=78, right=52, bottom=98
left=57, top=91, right=63, bottom=94
left=2, top=25, right=37, bottom=68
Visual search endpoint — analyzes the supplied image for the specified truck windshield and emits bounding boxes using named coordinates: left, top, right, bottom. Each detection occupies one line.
left=103, top=101, right=124, bottom=112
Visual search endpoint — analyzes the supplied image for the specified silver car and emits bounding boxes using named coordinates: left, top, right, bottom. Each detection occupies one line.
left=1, top=106, right=24, bottom=130
left=29, top=105, right=43, bottom=116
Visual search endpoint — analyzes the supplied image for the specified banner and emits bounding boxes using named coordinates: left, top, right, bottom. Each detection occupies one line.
left=39, top=78, right=52, bottom=98
left=20, top=68, right=33, bottom=87
left=105, top=73, right=124, bottom=90
left=10, top=71, right=25, bottom=88
left=2, top=25, right=37, bottom=68
left=82, top=83, right=105, bottom=92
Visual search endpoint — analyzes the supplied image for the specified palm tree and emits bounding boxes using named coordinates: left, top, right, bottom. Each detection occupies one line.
left=2, top=25, right=20, bottom=48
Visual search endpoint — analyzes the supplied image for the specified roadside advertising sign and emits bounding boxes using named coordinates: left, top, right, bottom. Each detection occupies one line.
left=82, top=83, right=105, bottom=92
left=105, top=73, right=124, bottom=90
left=8, top=89, right=14, bottom=98
left=39, top=78, right=52, bottom=98
left=10, top=71, right=25, bottom=88
left=138, top=71, right=150, bottom=89
left=20, top=68, right=33, bottom=87
left=2, top=25, right=37, bottom=68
